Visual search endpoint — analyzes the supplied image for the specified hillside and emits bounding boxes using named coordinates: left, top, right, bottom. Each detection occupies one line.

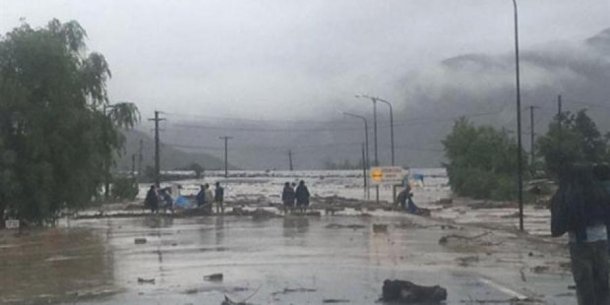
left=115, top=128, right=232, bottom=172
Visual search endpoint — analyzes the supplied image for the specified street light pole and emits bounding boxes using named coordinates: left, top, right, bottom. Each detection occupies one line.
left=512, top=0, right=525, bottom=232
left=376, top=98, right=396, bottom=201
left=373, top=98, right=394, bottom=166
left=343, top=112, right=370, bottom=200
left=219, top=136, right=233, bottom=178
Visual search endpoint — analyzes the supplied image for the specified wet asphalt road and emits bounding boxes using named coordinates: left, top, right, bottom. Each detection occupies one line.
left=0, top=212, right=575, bottom=304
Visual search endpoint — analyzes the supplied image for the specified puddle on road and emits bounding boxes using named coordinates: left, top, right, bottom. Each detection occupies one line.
left=0, top=228, right=116, bottom=304
left=0, top=215, right=571, bottom=304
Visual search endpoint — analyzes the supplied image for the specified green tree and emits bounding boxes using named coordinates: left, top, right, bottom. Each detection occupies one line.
left=442, top=118, right=526, bottom=200
left=0, top=19, right=138, bottom=225
left=102, top=102, right=140, bottom=199
left=538, top=109, right=608, bottom=177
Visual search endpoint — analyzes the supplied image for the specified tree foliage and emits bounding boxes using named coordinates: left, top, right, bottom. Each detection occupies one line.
left=537, top=109, right=609, bottom=177
left=442, top=118, right=525, bottom=200
left=0, top=19, right=138, bottom=224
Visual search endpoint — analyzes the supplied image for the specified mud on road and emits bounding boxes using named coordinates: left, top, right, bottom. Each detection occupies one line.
left=0, top=209, right=574, bottom=305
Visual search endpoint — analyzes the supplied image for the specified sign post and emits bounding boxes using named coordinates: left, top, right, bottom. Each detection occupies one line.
left=369, top=166, right=408, bottom=203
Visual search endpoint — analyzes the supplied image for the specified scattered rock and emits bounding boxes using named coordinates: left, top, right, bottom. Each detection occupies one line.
left=381, top=279, right=447, bottom=303
left=204, top=273, right=223, bottom=282
left=137, top=277, right=155, bottom=284
left=134, top=238, right=147, bottom=244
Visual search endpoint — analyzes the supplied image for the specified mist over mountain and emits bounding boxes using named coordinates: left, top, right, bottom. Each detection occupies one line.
left=131, top=27, right=610, bottom=171
left=115, top=129, right=229, bottom=172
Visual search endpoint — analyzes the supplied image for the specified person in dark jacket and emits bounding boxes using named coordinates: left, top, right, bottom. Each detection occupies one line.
left=295, top=180, right=310, bottom=213
left=215, top=182, right=225, bottom=214
left=281, top=182, right=296, bottom=214
left=196, top=185, right=206, bottom=208
left=397, top=185, right=418, bottom=214
left=551, top=164, right=610, bottom=305
left=593, top=163, right=610, bottom=253
left=145, top=185, right=159, bottom=213
left=159, top=187, right=173, bottom=213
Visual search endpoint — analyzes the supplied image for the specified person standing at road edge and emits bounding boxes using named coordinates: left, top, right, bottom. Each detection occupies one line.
left=215, top=182, right=225, bottom=214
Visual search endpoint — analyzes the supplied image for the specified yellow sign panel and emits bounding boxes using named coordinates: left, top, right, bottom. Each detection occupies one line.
left=369, top=166, right=407, bottom=186
left=371, top=168, right=384, bottom=182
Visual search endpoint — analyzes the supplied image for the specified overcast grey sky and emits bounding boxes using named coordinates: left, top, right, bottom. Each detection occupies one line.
left=1, top=0, right=608, bottom=120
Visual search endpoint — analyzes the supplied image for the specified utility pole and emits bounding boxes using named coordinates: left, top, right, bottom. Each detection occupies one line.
left=557, top=95, right=562, bottom=123
left=219, top=136, right=233, bottom=178
left=371, top=98, right=380, bottom=204
left=342, top=111, right=370, bottom=200
left=529, top=106, right=539, bottom=166
left=511, top=0, right=525, bottom=232
left=557, top=95, right=563, bottom=179
left=148, top=111, right=165, bottom=187
left=361, top=143, right=367, bottom=199
left=288, top=150, right=294, bottom=171
left=138, top=139, right=143, bottom=179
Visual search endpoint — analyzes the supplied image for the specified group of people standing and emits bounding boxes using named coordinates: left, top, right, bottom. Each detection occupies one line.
left=281, top=180, right=310, bottom=213
left=144, top=185, right=174, bottom=213
left=144, top=182, right=225, bottom=214
left=196, top=182, right=225, bottom=214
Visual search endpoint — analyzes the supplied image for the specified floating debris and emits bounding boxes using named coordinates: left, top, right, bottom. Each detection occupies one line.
left=204, top=273, right=223, bottom=282
left=381, top=279, right=447, bottom=303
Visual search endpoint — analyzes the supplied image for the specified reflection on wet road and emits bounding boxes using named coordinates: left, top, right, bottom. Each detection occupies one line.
left=0, top=214, right=573, bottom=304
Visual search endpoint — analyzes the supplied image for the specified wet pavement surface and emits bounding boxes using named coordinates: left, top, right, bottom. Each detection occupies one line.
left=0, top=212, right=576, bottom=304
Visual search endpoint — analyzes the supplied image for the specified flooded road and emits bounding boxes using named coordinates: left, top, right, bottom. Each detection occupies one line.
left=0, top=213, right=575, bottom=304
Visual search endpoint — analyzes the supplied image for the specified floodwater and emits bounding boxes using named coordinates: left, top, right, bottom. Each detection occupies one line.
left=0, top=213, right=575, bottom=304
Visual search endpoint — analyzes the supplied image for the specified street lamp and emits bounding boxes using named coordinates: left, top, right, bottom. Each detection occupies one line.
left=511, top=0, right=525, bottom=232
left=356, top=94, right=396, bottom=202
left=355, top=94, right=383, bottom=204
left=355, top=95, right=379, bottom=167
left=357, top=95, right=395, bottom=166
left=343, top=112, right=370, bottom=199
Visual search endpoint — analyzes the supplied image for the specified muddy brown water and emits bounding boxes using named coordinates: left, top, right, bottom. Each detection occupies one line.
left=0, top=213, right=574, bottom=304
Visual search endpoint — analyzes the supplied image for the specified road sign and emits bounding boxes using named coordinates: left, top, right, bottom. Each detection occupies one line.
left=369, top=166, right=407, bottom=186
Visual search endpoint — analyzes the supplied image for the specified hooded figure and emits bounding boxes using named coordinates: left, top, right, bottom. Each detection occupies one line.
left=295, top=180, right=310, bottom=212
left=282, top=182, right=296, bottom=213
left=145, top=185, right=159, bottom=213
